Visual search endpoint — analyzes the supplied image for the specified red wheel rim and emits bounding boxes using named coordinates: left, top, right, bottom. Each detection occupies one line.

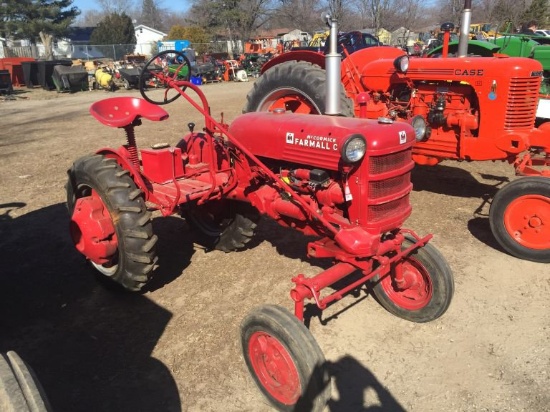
left=380, top=258, right=433, bottom=310
left=503, top=194, right=550, bottom=250
left=261, top=90, right=320, bottom=114
left=70, top=189, right=118, bottom=264
left=248, top=331, right=301, bottom=405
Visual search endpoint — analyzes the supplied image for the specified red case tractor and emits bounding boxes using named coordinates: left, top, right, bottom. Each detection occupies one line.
left=65, top=38, right=453, bottom=411
left=245, top=2, right=550, bottom=263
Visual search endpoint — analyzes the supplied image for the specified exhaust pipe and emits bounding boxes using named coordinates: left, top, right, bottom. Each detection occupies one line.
left=457, top=0, right=472, bottom=57
left=324, top=13, right=341, bottom=115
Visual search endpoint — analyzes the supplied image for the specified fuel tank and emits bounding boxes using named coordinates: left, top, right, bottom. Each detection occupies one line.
left=228, top=111, right=415, bottom=170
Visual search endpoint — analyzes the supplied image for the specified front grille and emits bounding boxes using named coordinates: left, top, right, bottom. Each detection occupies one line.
left=505, top=77, right=539, bottom=129
left=368, top=195, right=411, bottom=223
left=363, top=148, right=414, bottom=230
left=369, top=150, right=412, bottom=175
left=369, top=174, right=410, bottom=199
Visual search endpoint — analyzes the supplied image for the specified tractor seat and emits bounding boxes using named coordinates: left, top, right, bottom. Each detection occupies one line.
left=90, top=97, right=169, bottom=128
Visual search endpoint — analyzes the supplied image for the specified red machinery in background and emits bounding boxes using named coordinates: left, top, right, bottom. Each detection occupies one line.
left=65, top=30, right=453, bottom=410
left=245, top=2, right=550, bottom=263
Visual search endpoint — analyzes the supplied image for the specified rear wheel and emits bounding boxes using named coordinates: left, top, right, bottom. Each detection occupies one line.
left=183, top=200, right=258, bottom=252
left=243, top=60, right=354, bottom=116
left=66, top=155, right=157, bottom=291
left=489, top=177, right=550, bottom=262
left=241, top=305, right=330, bottom=412
left=0, top=351, right=52, bottom=412
left=370, top=235, right=454, bottom=323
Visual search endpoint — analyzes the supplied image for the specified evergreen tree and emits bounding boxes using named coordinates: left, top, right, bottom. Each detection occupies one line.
left=90, top=13, right=137, bottom=60
left=0, top=0, right=79, bottom=59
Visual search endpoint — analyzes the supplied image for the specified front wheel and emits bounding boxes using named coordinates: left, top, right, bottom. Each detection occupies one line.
left=66, top=155, right=158, bottom=291
left=243, top=60, right=354, bottom=116
left=489, top=177, right=550, bottom=262
left=241, top=305, right=331, bottom=412
left=370, top=235, right=454, bottom=323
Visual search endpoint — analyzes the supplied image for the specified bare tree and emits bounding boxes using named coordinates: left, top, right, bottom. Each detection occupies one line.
left=188, top=0, right=274, bottom=43
left=96, top=0, right=136, bottom=14
left=140, top=0, right=163, bottom=30
left=355, top=0, right=398, bottom=32
left=273, top=0, right=326, bottom=32
left=327, top=0, right=345, bottom=23
left=75, top=10, right=105, bottom=26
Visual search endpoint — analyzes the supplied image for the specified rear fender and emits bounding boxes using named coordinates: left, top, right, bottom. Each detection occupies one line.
left=261, top=50, right=326, bottom=74
left=96, top=147, right=149, bottom=198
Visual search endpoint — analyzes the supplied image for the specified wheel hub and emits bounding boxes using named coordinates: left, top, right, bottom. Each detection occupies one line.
left=382, top=260, right=433, bottom=310
left=70, top=192, right=117, bottom=264
left=248, top=331, right=301, bottom=405
left=504, top=195, right=550, bottom=250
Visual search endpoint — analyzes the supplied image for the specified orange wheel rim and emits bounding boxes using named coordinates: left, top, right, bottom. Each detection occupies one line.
left=503, top=195, right=550, bottom=250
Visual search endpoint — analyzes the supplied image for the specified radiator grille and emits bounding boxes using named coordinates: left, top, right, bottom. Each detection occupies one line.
left=369, top=150, right=412, bottom=175
left=505, top=77, right=539, bottom=129
left=364, top=148, right=413, bottom=228
left=369, top=174, right=410, bottom=199
left=368, top=195, right=411, bottom=223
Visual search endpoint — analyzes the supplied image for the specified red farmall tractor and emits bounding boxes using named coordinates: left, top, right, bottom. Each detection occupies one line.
left=65, top=24, right=453, bottom=411
left=245, top=5, right=550, bottom=263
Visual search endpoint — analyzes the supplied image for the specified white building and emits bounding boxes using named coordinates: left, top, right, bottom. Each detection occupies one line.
left=134, top=25, right=167, bottom=56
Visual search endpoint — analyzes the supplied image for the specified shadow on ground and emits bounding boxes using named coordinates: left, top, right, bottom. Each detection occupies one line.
left=327, top=355, right=407, bottom=411
left=294, top=353, right=406, bottom=411
left=411, top=164, right=508, bottom=200
left=0, top=202, right=192, bottom=412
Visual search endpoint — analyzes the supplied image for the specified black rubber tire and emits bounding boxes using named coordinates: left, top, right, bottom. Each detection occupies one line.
left=183, top=200, right=258, bottom=252
left=0, top=351, right=52, bottom=412
left=243, top=60, right=354, bottom=116
left=489, top=177, right=550, bottom=263
left=66, top=154, right=157, bottom=291
left=370, top=235, right=454, bottom=323
left=241, top=305, right=331, bottom=412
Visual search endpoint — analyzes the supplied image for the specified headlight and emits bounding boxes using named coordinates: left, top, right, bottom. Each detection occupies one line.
left=393, top=55, right=409, bottom=73
left=411, top=115, right=427, bottom=141
left=341, top=134, right=367, bottom=163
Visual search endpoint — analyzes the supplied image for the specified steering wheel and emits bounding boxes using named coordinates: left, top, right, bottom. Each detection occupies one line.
left=139, top=50, right=192, bottom=105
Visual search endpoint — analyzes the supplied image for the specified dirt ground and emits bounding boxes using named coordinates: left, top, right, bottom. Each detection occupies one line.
left=0, top=81, right=548, bottom=412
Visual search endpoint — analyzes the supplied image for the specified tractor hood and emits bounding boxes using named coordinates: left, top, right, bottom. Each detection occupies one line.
left=361, top=53, right=543, bottom=93
left=228, top=111, right=415, bottom=171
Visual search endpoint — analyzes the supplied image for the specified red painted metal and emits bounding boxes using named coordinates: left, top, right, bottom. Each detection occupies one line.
left=79, top=68, right=436, bottom=326
left=260, top=50, right=326, bottom=74
left=515, top=152, right=550, bottom=176
left=90, top=97, right=169, bottom=128
left=70, top=190, right=117, bottom=265
left=291, top=232, right=433, bottom=319
left=263, top=44, right=550, bottom=172
left=379, top=256, right=433, bottom=311
left=248, top=331, right=301, bottom=405
left=503, top=194, right=550, bottom=250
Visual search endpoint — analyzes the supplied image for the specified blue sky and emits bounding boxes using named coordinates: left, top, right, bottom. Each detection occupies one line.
left=72, top=0, right=190, bottom=13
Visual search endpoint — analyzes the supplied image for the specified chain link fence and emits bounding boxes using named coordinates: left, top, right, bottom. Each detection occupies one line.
left=2, top=41, right=237, bottom=61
